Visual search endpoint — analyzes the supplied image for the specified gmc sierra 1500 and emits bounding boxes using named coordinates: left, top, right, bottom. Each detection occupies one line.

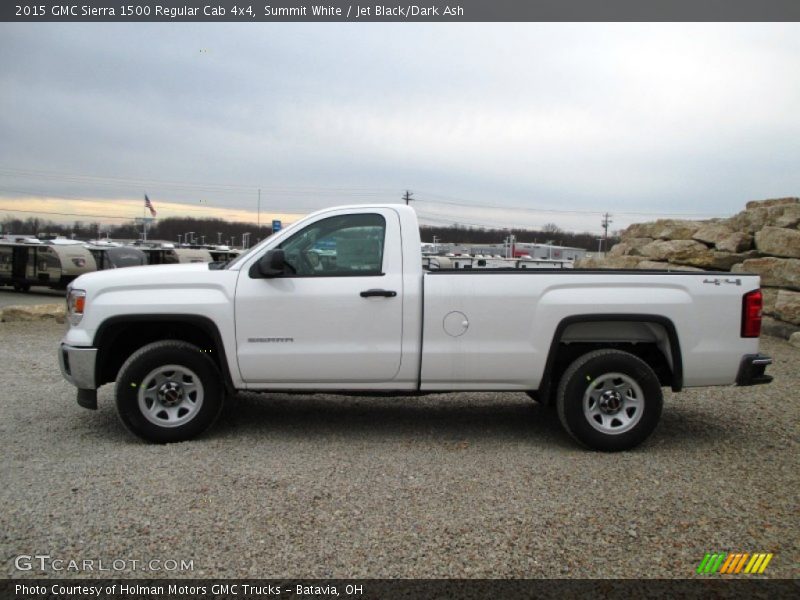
left=59, top=204, right=772, bottom=450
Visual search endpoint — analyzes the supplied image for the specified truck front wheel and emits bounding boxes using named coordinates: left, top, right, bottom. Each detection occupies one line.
left=115, top=340, right=224, bottom=443
left=556, top=349, right=663, bottom=451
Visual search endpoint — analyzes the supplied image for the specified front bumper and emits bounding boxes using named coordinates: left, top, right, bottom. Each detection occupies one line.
left=58, top=343, right=97, bottom=389
left=58, top=344, right=99, bottom=409
left=736, top=353, right=773, bottom=386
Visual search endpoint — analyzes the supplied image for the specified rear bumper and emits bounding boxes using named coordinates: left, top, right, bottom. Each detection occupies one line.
left=58, top=343, right=98, bottom=390
left=736, top=354, right=773, bottom=386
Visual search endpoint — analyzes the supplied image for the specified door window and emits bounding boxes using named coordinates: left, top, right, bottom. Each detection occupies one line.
left=278, top=213, right=386, bottom=276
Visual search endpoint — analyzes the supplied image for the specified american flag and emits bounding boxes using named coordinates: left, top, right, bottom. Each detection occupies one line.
left=144, top=194, right=157, bottom=217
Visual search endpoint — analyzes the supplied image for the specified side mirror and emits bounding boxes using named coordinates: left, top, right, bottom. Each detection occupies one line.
left=250, top=249, right=287, bottom=278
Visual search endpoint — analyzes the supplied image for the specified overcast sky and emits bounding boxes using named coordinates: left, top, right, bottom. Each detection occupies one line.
left=1, top=22, right=798, bottom=233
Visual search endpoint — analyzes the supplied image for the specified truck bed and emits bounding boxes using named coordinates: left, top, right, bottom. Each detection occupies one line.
left=420, top=270, right=760, bottom=391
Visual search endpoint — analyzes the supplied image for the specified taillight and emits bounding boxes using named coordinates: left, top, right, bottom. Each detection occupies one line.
left=742, top=289, right=763, bottom=338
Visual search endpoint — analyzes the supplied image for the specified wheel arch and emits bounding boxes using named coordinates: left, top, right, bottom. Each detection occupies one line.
left=538, top=314, right=683, bottom=403
left=93, top=314, right=235, bottom=393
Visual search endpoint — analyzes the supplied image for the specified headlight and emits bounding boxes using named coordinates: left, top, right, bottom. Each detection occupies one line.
left=66, top=289, right=86, bottom=326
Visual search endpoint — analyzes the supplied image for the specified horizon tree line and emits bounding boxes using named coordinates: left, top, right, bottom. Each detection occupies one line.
left=2, top=215, right=619, bottom=251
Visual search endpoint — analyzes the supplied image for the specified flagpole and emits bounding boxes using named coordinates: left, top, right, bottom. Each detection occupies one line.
left=143, top=193, right=147, bottom=242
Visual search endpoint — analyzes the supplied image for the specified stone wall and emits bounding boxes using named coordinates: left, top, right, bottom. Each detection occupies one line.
left=576, top=197, right=800, bottom=343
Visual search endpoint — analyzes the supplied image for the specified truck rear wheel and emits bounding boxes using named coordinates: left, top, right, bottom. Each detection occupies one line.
left=115, top=340, right=224, bottom=443
left=556, top=349, right=663, bottom=451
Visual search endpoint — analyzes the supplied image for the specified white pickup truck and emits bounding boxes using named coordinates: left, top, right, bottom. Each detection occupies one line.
left=58, top=204, right=772, bottom=450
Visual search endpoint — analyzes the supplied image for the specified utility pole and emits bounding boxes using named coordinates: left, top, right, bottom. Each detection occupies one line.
left=601, top=212, right=612, bottom=254
left=217, top=232, right=222, bottom=244
left=403, top=190, right=414, bottom=205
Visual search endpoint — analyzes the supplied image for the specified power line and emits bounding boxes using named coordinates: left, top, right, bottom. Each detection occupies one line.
left=0, top=166, right=397, bottom=198
left=414, top=190, right=729, bottom=218
left=0, top=207, right=134, bottom=221
left=0, top=165, right=732, bottom=221
left=415, top=210, right=530, bottom=230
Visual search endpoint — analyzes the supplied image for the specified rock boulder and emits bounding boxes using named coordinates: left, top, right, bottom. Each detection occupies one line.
left=671, top=250, right=760, bottom=271
left=745, top=197, right=799, bottom=210
left=622, top=220, right=703, bottom=241
left=773, top=290, right=800, bottom=326
left=726, top=203, right=800, bottom=234
left=1, top=304, right=66, bottom=324
left=641, top=239, right=708, bottom=261
left=755, top=226, right=800, bottom=259
left=653, top=219, right=704, bottom=241
left=608, top=237, right=652, bottom=257
left=636, top=260, right=703, bottom=272
left=762, top=288, right=779, bottom=316
left=716, top=232, right=753, bottom=253
left=575, top=255, right=643, bottom=269
left=790, top=331, right=800, bottom=349
left=731, top=257, right=800, bottom=290
left=693, top=223, right=734, bottom=246
left=761, top=316, right=800, bottom=340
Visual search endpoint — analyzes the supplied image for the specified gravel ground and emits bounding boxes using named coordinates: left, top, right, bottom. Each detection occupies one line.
left=0, top=288, right=64, bottom=308
left=1, top=321, right=797, bottom=579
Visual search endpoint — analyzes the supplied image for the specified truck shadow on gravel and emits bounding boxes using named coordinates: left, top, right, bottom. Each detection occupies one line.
left=211, top=392, right=571, bottom=446
left=647, top=409, right=738, bottom=450
left=198, top=391, right=741, bottom=451
left=83, top=390, right=746, bottom=450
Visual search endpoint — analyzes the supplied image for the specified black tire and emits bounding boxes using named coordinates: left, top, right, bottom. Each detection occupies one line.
left=556, top=349, right=663, bottom=451
left=115, top=340, right=224, bottom=443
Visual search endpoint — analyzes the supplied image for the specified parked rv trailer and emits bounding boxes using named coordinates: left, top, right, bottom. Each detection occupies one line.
left=517, top=257, right=574, bottom=269
left=87, top=245, right=147, bottom=270
left=0, top=240, right=96, bottom=291
left=139, top=246, right=214, bottom=265
left=423, top=254, right=573, bottom=271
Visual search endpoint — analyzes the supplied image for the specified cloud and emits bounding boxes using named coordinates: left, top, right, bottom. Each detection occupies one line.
left=1, top=22, right=798, bottom=233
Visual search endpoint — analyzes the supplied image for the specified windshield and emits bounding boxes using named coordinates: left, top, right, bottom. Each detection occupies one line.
left=224, top=218, right=307, bottom=270
left=224, top=243, right=260, bottom=270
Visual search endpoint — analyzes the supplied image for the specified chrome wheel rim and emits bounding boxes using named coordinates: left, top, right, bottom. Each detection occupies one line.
left=583, top=372, right=644, bottom=435
left=137, top=364, right=204, bottom=428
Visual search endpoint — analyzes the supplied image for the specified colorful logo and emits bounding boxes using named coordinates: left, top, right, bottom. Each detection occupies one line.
left=697, top=552, right=774, bottom=575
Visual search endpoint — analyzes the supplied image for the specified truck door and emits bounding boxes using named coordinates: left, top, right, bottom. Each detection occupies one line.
left=234, top=208, right=404, bottom=384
